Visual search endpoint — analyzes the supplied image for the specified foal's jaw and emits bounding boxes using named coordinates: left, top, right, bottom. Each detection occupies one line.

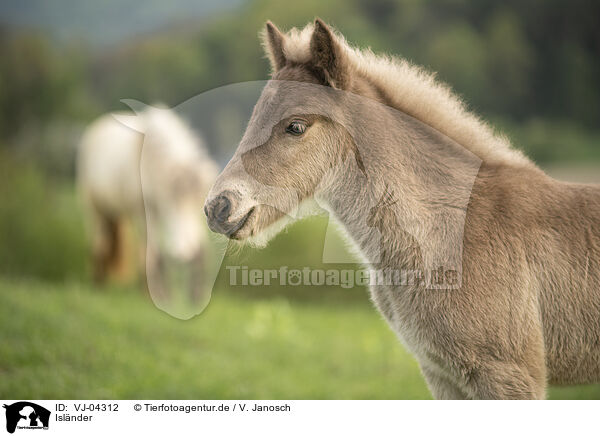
left=230, top=199, right=318, bottom=248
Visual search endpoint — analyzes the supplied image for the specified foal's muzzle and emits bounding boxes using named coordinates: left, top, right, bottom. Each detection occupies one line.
left=205, top=191, right=250, bottom=237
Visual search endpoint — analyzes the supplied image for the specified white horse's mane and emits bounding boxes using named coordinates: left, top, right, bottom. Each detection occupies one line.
left=143, top=107, right=206, bottom=163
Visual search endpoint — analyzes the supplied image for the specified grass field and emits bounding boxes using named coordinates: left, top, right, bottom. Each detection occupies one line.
left=1, top=278, right=599, bottom=399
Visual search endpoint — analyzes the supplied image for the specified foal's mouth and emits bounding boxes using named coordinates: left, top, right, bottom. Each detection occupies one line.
left=227, top=207, right=255, bottom=239
left=227, top=204, right=288, bottom=241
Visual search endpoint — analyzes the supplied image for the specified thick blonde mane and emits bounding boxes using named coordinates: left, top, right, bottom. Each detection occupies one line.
left=274, top=23, right=532, bottom=167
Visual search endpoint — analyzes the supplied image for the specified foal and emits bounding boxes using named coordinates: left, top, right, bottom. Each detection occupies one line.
left=205, top=19, right=600, bottom=399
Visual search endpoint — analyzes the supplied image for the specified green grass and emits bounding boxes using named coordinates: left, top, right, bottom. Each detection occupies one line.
left=0, top=278, right=598, bottom=399
left=0, top=278, right=429, bottom=399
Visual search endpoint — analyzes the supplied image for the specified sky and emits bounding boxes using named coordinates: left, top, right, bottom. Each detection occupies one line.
left=0, top=0, right=244, bottom=47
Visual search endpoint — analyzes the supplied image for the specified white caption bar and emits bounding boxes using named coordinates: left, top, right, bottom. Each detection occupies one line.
left=1, top=400, right=598, bottom=435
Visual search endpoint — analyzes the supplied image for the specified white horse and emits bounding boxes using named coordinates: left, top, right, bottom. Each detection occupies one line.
left=77, top=105, right=218, bottom=301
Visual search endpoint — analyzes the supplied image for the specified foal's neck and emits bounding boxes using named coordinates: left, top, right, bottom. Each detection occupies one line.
left=321, top=108, right=483, bottom=277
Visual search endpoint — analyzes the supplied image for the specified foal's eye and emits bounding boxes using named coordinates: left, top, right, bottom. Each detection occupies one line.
left=286, top=121, right=307, bottom=136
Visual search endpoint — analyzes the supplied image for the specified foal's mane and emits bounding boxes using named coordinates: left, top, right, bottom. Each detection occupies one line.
left=272, top=22, right=532, bottom=167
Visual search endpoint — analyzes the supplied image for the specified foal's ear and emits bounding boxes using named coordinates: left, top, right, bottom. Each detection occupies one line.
left=310, top=18, right=348, bottom=89
left=262, top=21, right=287, bottom=73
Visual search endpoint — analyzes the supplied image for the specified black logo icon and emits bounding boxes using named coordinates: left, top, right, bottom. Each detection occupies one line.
left=3, top=402, right=50, bottom=434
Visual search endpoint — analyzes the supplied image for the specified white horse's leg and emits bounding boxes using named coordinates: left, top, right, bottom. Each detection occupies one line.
left=143, top=211, right=169, bottom=300
left=90, top=208, right=116, bottom=284
left=189, top=248, right=205, bottom=303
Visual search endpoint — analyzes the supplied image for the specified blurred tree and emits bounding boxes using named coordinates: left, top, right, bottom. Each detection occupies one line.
left=0, top=29, right=92, bottom=140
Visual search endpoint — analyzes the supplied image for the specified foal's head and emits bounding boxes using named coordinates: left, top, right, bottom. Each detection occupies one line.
left=205, top=19, right=371, bottom=242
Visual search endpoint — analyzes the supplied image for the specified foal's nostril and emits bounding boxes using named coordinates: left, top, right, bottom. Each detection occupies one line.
left=206, top=191, right=239, bottom=234
left=212, top=195, right=232, bottom=223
